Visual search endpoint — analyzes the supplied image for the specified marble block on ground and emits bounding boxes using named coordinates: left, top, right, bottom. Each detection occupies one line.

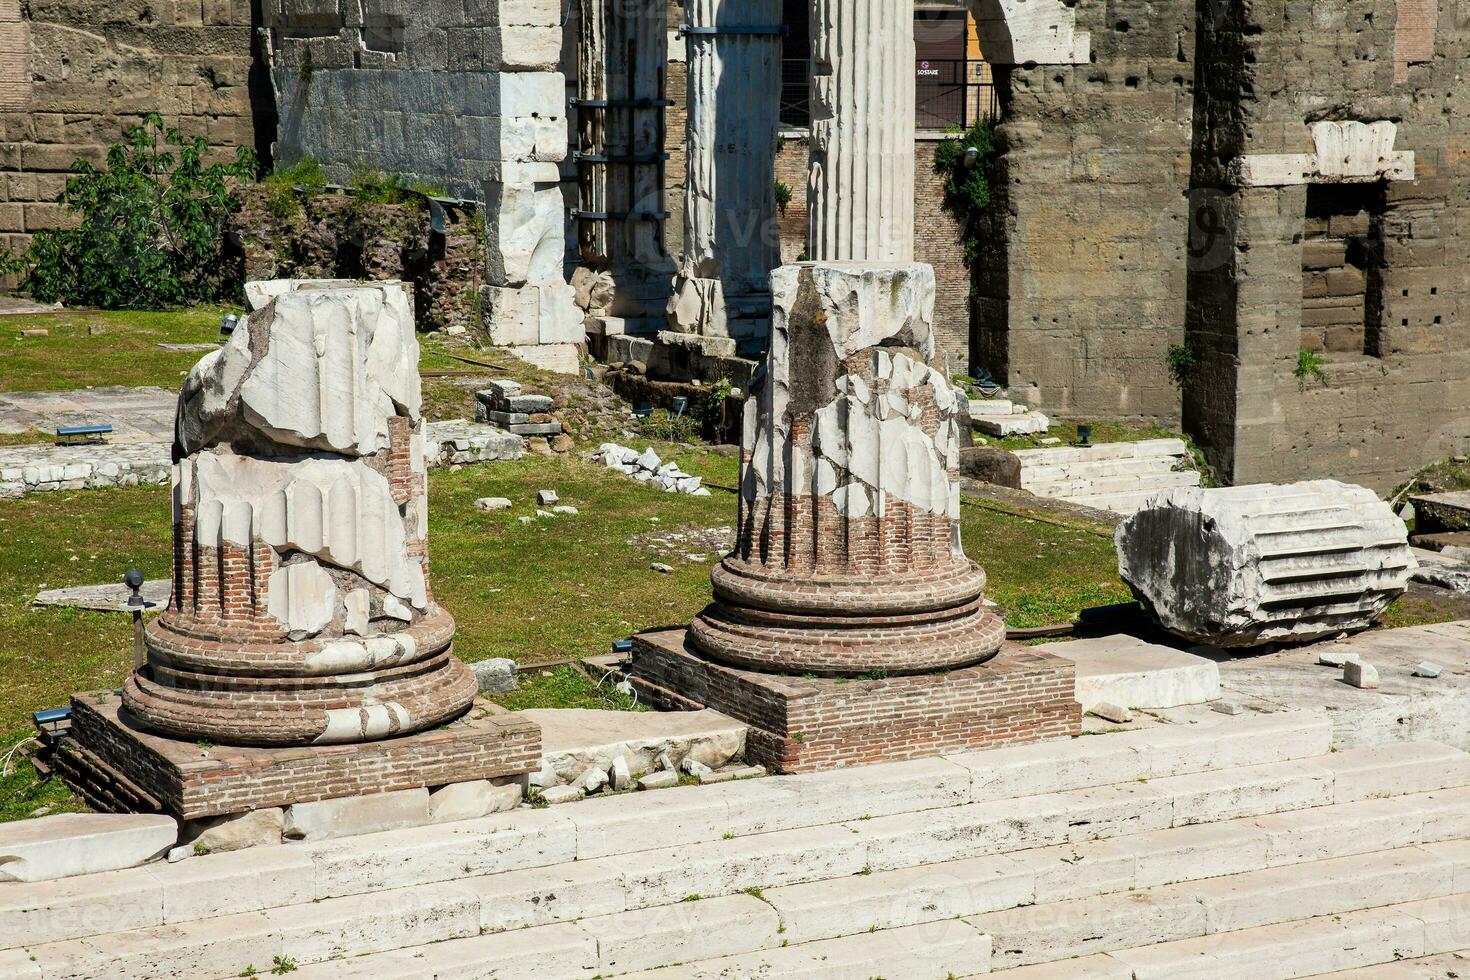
left=0, top=813, right=177, bottom=882
left=1037, top=635, right=1222, bottom=711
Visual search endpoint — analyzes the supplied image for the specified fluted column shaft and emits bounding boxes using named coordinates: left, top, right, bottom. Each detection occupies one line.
left=806, top=0, right=916, bottom=263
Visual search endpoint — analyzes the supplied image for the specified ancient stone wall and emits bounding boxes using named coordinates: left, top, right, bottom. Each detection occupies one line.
left=0, top=0, right=271, bottom=257
left=975, top=0, right=1197, bottom=423
left=1183, top=0, right=1470, bottom=492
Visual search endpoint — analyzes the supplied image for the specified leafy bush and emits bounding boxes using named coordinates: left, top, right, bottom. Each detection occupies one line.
left=0, top=114, right=258, bottom=309
left=773, top=180, right=793, bottom=217
left=1294, top=349, right=1328, bottom=389
left=1167, top=343, right=1198, bottom=387
left=933, top=121, right=996, bottom=267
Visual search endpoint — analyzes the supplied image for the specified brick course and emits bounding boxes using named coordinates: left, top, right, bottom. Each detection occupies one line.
left=631, top=630, right=1081, bottom=774
left=67, top=693, right=539, bottom=820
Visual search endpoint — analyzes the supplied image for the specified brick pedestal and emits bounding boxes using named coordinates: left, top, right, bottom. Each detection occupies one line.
left=62, top=693, right=540, bottom=820
left=630, top=630, right=1081, bottom=774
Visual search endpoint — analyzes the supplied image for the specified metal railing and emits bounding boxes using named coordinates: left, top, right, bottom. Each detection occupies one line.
left=780, top=59, right=1000, bottom=132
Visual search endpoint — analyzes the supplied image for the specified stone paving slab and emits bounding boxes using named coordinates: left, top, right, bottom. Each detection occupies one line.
left=1156, top=621, right=1470, bottom=751
left=32, top=580, right=170, bottom=612
left=0, top=386, right=178, bottom=443
left=1037, top=634, right=1221, bottom=711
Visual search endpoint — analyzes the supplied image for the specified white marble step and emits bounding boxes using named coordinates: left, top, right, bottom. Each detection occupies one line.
left=10, top=741, right=1463, bottom=980
left=0, top=712, right=1334, bottom=951
left=1014, top=439, right=1190, bottom=464
left=986, top=893, right=1470, bottom=980
left=761, top=774, right=1470, bottom=947
left=1308, top=948, right=1470, bottom=978
left=970, top=839, right=1470, bottom=970
left=1027, top=467, right=1202, bottom=499
left=1021, top=454, right=1184, bottom=484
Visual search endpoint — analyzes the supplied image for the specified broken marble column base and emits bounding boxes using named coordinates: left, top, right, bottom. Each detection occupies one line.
left=58, top=693, right=540, bottom=821
left=627, top=629, right=1080, bottom=774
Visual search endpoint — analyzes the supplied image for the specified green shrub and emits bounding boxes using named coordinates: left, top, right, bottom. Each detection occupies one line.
left=1294, top=349, right=1328, bottom=389
left=933, top=121, right=996, bottom=268
left=638, top=409, right=702, bottom=444
left=0, top=114, right=257, bottom=309
left=1167, top=343, right=1197, bottom=387
left=773, top=180, right=793, bottom=217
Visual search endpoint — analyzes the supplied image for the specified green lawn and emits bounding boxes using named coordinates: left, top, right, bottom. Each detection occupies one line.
left=0, top=308, right=232, bottom=393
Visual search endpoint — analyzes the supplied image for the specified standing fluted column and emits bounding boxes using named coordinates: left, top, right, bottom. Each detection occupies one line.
left=806, top=0, right=916, bottom=262
left=688, top=263, right=1004, bottom=676
left=668, top=0, right=783, bottom=348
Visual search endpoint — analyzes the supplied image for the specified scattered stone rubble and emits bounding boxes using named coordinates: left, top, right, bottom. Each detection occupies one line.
left=594, top=443, right=712, bottom=495
left=476, top=380, right=577, bottom=455
left=627, top=525, right=736, bottom=563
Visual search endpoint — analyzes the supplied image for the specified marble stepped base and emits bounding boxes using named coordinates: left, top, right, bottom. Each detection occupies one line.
left=628, top=630, right=1081, bottom=773
left=62, top=694, right=540, bottom=820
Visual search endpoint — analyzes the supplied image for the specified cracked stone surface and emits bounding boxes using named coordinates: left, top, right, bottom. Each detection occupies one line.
left=121, top=281, right=476, bottom=747
left=1117, top=481, right=1416, bottom=648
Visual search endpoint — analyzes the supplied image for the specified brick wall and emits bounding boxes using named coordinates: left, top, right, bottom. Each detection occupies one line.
left=631, top=631, right=1081, bottom=774
left=0, top=0, right=271, bottom=256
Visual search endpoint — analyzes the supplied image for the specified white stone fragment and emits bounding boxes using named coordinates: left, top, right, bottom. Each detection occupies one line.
left=1414, top=661, right=1443, bottom=679
left=578, top=767, right=610, bottom=794
left=475, top=497, right=514, bottom=511
left=1116, top=482, right=1415, bottom=648
left=539, top=785, right=585, bottom=805
left=282, top=788, right=429, bottom=842
left=537, top=489, right=559, bottom=506
left=639, top=771, right=680, bottom=790
left=428, top=781, right=522, bottom=823
left=186, top=282, right=419, bottom=457
left=266, top=561, right=338, bottom=637
left=608, top=756, right=633, bottom=792
left=1344, top=661, right=1380, bottom=689
left=181, top=808, right=285, bottom=854
left=0, top=814, right=177, bottom=882
left=1088, top=702, right=1134, bottom=724
left=1318, top=650, right=1359, bottom=668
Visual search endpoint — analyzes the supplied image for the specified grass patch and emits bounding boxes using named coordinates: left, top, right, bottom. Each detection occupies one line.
left=959, top=498, right=1131, bottom=629
left=495, top=665, right=644, bottom=713
left=0, top=307, right=231, bottom=393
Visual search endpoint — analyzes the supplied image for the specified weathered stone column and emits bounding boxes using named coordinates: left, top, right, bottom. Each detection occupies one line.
left=667, top=0, right=783, bottom=349
left=124, top=282, right=477, bottom=747
left=689, top=263, right=1005, bottom=675
left=480, top=0, right=582, bottom=374
left=806, top=0, right=916, bottom=263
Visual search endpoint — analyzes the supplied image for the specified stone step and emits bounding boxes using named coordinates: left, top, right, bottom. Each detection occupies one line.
left=0, top=712, right=1334, bottom=950
left=758, top=769, right=1470, bottom=948
left=985, top=893, right=1470, bottom=980
left=1067, top=489, right=1174, bottom=515
left=975, top=411, right=1050, bottom=437
left=1014, top=439, right=1189, bottom=465
left=276, top=917, right=994, bottom=980
left=969, top=838, right=1470, bottom=970
left=1308, top=948, right=1470, bottom=978
left=1026, top=468, right=1202, bottom=499
left=8, top=739, right=1465, bottom=979
left=1021, top=454, right=1185, bottom=483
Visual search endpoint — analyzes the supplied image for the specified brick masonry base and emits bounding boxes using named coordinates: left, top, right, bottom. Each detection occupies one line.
left=62, top=694, right=541, bottom=820
left=630, top=629, right=1082, bottom=774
